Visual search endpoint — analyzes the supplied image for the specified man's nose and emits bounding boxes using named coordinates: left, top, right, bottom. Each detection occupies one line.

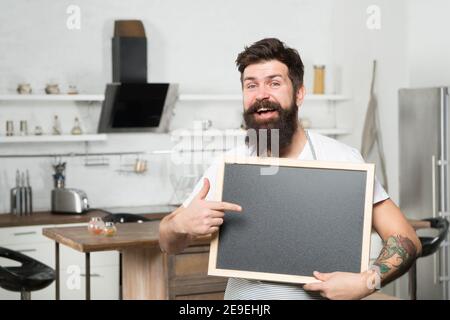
left=255, top=86, right=270, bottom=101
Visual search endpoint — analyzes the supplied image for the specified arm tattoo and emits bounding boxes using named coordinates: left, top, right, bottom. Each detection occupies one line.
left=373, top=235, right=417, bottom=285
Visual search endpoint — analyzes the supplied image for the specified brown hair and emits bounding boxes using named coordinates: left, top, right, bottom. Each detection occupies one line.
left=236, top=38, right=304, bottom=92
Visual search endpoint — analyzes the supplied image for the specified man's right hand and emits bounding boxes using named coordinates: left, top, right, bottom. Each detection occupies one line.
left=172, top=178, right=242, bottom=236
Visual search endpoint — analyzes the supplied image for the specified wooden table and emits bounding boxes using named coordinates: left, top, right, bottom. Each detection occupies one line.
left=42, top=221, right=210, bottom=300
left=43, top=221, right=159, bottom=300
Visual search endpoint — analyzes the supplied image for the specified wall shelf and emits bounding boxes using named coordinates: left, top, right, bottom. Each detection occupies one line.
left=0, top=93, right=350, bottom=103
left=178, top=94, right=350, bottom=102
left=0, top=94, right=104, bottom=102
left=0, top=134, right=107, bottom=143
left=0, top=93, right=351, bottom=142
left=178, top=94, right=241, bottom=102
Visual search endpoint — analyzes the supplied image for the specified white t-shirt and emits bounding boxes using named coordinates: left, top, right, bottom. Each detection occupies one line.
left=182, top=131, right=389, bottom=300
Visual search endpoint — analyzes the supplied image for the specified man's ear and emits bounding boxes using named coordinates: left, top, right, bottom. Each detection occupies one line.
left=296, top=86, right=306, bottom=106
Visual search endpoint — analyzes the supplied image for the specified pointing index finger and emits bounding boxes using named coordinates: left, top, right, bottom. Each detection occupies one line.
left=206, top=201, right=242, bottom=212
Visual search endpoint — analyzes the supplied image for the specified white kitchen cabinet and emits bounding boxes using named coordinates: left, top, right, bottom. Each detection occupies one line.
left=60, top=265, right=119, bottom=300
left=0, top=242, right=54, bottom=269
left=0, top=225, right=53, bottom=246
left=60, top=245, right=119, bottom=269
left=0, top=224, right=119, bottom=300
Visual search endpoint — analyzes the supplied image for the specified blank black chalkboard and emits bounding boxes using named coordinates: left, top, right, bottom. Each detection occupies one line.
left=208, top=156, right=374, bottom=284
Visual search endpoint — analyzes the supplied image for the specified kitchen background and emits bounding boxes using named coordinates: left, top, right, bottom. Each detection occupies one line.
left=1, top=0, right=449, bottom=299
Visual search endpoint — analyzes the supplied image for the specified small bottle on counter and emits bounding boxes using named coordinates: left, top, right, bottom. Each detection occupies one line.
left=87, top=217, right=105, bottom=235
left=102, top=222, right=117, bottom=237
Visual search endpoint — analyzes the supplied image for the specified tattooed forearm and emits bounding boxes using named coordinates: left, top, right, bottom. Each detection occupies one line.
left=373, top=235, right=418, bottom=285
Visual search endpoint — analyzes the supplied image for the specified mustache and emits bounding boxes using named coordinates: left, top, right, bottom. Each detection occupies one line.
left=244, top=99, right=283, bottom=115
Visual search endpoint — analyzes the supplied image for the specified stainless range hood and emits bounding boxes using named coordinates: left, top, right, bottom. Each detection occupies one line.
left=97, top=20, right=178, bottom=134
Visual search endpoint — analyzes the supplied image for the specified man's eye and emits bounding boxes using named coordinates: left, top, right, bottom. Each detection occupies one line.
left=246, top=84, right=256, bottom=89
left=271, top=82, right=280, bottom=87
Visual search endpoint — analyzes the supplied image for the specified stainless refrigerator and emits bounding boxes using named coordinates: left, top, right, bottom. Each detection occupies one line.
left=399, top=87, right=450, bottom=299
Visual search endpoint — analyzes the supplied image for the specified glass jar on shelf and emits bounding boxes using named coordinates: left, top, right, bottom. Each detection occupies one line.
left=87, top=217, right=105, bottom=235
left=313, top=65, right=326, bottom=94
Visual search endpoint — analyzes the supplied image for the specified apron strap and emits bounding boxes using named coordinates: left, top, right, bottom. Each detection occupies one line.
left=305, top=130, right=317, bottom=161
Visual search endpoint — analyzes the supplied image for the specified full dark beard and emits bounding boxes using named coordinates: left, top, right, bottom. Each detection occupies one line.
left=243, top=99, right=299, bottom=157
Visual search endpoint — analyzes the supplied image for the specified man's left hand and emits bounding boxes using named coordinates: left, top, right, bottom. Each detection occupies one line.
left=303, top=270, right=378, bottom=300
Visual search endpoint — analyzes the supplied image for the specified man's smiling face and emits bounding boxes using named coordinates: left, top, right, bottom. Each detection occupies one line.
left=241, top=59, right=304, bottom=154
left=242, top=60, right=296, bottom=128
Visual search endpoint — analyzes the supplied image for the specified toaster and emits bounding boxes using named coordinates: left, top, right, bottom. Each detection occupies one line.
left=51, top=188, right=89, bottom=214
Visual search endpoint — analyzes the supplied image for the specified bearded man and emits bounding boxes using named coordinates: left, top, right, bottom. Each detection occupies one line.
left=159, top=38, right=421, bottom=300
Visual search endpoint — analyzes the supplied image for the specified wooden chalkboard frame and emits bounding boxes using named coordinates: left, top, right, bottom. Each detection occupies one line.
left=208, top=156, right=375, bottom=284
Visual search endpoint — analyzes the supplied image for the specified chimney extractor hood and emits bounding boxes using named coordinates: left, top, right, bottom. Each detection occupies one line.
left=97, top=20, right=178, bottom=133
left=97, top=83, right=178, bottom=133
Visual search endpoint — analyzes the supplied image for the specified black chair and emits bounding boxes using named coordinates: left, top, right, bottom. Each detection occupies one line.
left=0, top=247, right=55, bottom=300
left=102, top=213, right=150, bottom=300
left=409, top=217, right=449, bottom=300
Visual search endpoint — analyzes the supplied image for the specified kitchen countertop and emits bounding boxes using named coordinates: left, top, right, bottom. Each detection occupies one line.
left=43, top=221, right=161, bottom=252
left=0, top=204, right=179, bottom=228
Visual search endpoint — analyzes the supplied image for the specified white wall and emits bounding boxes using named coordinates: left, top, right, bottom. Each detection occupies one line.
left=0, top=0, right=336, bottom=94
left=407, top=0, right=450, bottom=87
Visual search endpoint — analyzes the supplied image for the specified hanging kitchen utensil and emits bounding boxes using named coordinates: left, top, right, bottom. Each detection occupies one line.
left=84, top=155, right=110, bottom=167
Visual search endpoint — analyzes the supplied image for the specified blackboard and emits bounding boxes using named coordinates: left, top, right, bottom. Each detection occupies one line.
left=208, top=156, right=374, bottom=284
